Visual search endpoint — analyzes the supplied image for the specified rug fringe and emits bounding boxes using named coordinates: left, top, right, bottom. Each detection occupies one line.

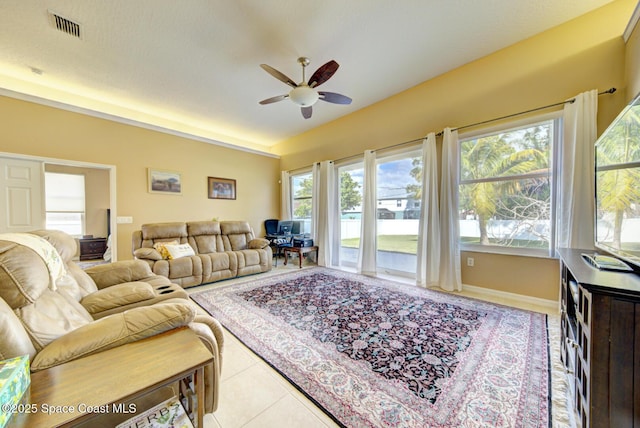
left=547, top=315, right=576, bottom=427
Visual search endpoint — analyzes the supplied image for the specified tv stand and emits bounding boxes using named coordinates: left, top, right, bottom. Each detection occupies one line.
left=557, top=248, right=640, bottom=428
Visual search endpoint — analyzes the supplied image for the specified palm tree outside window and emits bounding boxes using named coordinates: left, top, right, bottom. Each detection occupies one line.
left=458, top=116, right=560, bottom=255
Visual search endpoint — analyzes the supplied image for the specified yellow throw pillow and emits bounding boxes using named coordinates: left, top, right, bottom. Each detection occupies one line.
left=153, top=240, right=179, bottom=259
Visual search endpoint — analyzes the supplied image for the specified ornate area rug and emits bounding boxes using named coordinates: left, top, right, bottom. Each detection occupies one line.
left=191, top=268, right=550, bottom=427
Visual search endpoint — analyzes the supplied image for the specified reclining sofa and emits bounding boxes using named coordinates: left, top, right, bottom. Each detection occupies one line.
left=0, top=230, right=224, bottom=413
left=132, top=220, right=272, bottom=288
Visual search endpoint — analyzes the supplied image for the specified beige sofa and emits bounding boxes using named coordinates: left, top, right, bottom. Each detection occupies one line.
left=0, top=230, right=224, bottom=413
left=132, top=220, right=272, bottom=288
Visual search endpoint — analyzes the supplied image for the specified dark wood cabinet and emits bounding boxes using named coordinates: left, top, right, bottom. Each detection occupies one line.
left=558, top=248, right=640, bottom=428
left=79, top=237, right=107, bottom=260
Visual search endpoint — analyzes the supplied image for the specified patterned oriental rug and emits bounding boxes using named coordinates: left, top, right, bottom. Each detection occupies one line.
left=191, top=268, right=550, bottom=427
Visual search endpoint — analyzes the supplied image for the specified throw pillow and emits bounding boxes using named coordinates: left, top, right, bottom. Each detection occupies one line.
left=153, top=240, right=179, bottom=259
left=164, top=243, right=195, bottom=260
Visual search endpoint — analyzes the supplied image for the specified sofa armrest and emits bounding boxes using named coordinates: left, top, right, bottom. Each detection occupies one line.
left=31, top=302, right=196, bottom=371
left=248, top=238, right=270, bottom=249
left=133, top=247, right=163, bottom=261
left=85, top=260, right=157, bottom=289
left=80, top=282, right=156, bottom=315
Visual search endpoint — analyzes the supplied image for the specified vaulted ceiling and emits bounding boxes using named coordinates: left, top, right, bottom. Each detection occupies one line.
left=0, top=0, right=616, bottom=153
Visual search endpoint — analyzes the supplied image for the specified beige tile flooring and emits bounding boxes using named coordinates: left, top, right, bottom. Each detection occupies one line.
left=191, top=258, right=562, bottom=428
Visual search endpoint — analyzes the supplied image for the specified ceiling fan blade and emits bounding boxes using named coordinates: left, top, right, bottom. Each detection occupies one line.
left=259, top=94, right=288, bottom=105
left=260, top=64, right=297, bottom=88
left=301, top=106, right=312, bottom=119
left=308, top=60, right=339, bottom=88
left=318, top=91, right=352, bottom=105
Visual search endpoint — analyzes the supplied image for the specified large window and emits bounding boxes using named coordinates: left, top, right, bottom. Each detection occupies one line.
left=291, top=172, right=313, bottom=234
left=45, top=172, right=86, bottom=236
left=459, top=117, right=559, bottom=254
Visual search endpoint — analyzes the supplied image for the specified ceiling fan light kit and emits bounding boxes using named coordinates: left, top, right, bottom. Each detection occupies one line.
left=289, top=84, right=319, bottom=106
left=259, top=56, right=352, bottom=119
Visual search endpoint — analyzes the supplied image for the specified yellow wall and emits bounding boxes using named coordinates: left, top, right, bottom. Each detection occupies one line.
left=625, top=8, right=640, bottom=100
left=272, top=0, right=637, bottom=301
left=0, top=97, right=281, bottom=260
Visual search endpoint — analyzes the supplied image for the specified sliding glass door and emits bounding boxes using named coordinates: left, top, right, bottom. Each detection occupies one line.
left=376, top=150, right=422, bottom=276
left=335, top=150, right=423, bottom=276
left=337, top=163, right=364, bottom=268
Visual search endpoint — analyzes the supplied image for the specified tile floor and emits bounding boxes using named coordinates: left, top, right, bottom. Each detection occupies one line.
left=191, top=258, right=562, bottom=428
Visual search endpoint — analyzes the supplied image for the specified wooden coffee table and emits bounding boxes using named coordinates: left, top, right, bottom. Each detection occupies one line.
left=283, top=245, right=318, bottom=268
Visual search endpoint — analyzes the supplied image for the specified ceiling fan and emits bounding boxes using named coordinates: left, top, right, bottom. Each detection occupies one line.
left=259, top=57, right=352, bottom=119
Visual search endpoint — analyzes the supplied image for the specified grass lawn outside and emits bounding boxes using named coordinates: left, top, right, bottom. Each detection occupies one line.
left=341, top=235, right=418, bottom=254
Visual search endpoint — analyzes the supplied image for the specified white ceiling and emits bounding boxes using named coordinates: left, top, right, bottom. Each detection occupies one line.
left=0, top=0, right=617, bottom=153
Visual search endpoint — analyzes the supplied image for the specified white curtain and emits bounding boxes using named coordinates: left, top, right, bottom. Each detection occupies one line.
left=439, top=128, right=462, bottom=291
left=280, top=170, right=291, bottom=220
left=312, top=163, right=320, bottom=241
left=416, top=133, right=440, bottom=287
left=557, top=90, right=598, bottom=249
left=313, top=161, right=337, bottom=266
left=358, top=150, right=377, bottom=276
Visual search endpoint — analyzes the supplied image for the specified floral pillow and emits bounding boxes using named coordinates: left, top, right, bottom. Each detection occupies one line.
left=153, top=240, right=179, bottom=259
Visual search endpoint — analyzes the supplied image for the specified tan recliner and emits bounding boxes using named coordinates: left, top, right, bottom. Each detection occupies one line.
left=0, top=231, right=224, bottom=413
left=30, top=229, right=189, bottom=319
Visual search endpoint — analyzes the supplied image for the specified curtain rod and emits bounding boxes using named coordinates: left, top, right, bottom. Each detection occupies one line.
left=434, top=87, right=616, bottom=137
left=287, top=87, right=616, bottom=173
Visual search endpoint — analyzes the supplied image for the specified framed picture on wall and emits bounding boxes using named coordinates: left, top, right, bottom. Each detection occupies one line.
left=148, top=168, right=182, bottom=195
left=208, top=177, right=236, bottom=200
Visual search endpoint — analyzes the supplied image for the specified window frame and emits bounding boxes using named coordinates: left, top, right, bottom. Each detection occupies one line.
left=458, top=111, right=562, bottom=258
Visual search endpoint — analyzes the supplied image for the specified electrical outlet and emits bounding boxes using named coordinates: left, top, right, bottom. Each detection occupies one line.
left=467, top=257, right=474, bottom=267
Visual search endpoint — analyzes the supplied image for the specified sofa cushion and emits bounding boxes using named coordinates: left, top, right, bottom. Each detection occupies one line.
left=0, top=241, right=51, bottom=309
left=16, top=289, right=93, bottom=350
left=164, top=243, right=196, bottom=260
left=187, top=221, right=223, bottom=254
left=141, top=222, right=188, bottom=240
left=0, top=297, right=36, bottom=360
left=29, top=230, right=77, bottom=264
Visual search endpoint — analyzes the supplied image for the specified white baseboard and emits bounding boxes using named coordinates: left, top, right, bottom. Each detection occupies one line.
left=462, top=283, right=559, bottom=313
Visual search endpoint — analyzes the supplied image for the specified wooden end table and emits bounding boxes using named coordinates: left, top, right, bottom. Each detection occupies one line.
left=283, top=245, right=318, bottom=268
left=9, top=327, right=213, bottom=428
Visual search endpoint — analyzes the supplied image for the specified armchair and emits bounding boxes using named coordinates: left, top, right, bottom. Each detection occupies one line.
left=0, top=231, right=224, bottom=413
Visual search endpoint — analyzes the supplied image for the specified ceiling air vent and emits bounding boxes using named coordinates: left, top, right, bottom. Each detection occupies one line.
left=48, top=11, right=81, bottom=39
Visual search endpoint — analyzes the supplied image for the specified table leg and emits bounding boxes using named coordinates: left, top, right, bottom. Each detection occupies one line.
left=284, top=249, right=288, bottom=265
left=196, top=366, right=204, bottom=428
left=298, top=250, right=303, bottom=268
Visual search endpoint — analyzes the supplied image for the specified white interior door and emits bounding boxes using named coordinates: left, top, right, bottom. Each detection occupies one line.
left=0, top=157, right=44, bottom=232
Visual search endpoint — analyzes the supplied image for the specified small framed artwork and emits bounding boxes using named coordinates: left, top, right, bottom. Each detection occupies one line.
left=148, top=168, right=182, bottom=195
left=208, top=177, right=236, bottom=200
